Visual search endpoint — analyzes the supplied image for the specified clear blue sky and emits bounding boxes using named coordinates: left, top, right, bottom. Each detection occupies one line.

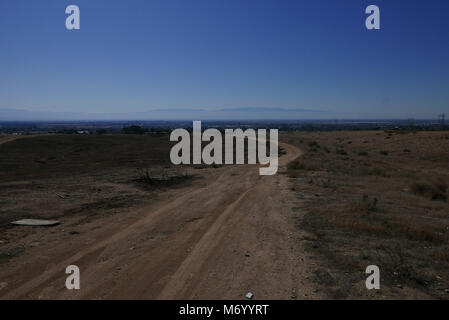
left=0, top=0, right=448, bottom=119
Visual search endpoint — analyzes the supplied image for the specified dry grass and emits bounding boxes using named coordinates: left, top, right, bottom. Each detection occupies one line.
left=410, top=180, right=448, bottom=201
left=134, top=167, right=193, bottom=189
left=0, top=135, right=185, bottom=229
left=282, top=130, right=449, bottom=298
left=0, top=135, right=173, bottom=181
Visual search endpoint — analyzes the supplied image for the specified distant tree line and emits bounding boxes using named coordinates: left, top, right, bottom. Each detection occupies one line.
left=122, top=125, right=171, bottom=135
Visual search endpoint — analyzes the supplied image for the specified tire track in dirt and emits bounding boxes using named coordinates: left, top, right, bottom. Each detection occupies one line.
left=1, top=142, right=323, bottom=300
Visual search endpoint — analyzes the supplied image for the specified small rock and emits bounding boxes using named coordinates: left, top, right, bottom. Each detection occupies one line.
left=0, top=282, right=8, bottom=290
left=245, top=292, right=253, bottom=299
left=245, top=251, right=250, bottom=257
left=129, top=247, right=135, bottom=251
left=445, top=289, right=449, bottom=294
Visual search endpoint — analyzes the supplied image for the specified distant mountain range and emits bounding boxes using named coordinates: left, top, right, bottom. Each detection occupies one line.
left=0, top=107, right=325, bottom=121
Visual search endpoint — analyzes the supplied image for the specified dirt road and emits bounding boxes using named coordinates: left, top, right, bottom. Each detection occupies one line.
left=0, top=142, right=323, bottom=299
left=0, top=136, right=21, bottom=145
left=0, top=134, right=52, bottom=146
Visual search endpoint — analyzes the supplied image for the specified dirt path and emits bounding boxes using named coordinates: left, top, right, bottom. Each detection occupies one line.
left=0, top=136, right=21, bottom=145
left=0, top=134, right=51, bottom=146
left=0, top=142, right=323, bottom=299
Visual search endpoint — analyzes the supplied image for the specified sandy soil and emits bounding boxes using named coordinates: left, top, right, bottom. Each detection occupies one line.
left=0, top=142, right=323, bottom=299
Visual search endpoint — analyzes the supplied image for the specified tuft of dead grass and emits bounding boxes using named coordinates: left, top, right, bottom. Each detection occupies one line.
left=410, top=180, right=447, bottom=201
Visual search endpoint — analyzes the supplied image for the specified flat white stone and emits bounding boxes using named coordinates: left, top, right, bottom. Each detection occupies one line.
left=11, top=219, right=60, bottom=226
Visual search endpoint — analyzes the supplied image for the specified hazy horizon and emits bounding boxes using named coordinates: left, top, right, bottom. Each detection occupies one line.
left=0, top=107, right=446, bottom=122
left=1, top=0, right=448, bottom=120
